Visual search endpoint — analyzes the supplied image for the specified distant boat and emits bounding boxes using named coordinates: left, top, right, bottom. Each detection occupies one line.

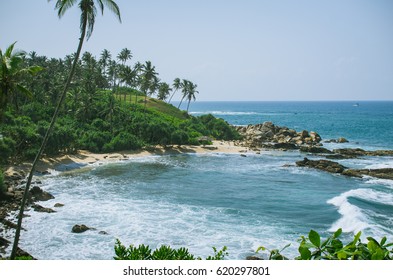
left=353, top=103, right=359, bottom=107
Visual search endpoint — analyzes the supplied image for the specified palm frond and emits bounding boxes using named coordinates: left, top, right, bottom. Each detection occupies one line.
left=53, top=0, right=78, bottom=18
left=99, top=0, right=121, bottom=22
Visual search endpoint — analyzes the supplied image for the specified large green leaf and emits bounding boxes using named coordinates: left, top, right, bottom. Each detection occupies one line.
left=309, top=230, right=321, bottom=248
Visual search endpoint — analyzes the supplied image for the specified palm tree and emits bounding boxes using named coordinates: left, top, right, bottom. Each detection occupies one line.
left=177, top=79, right=189, bottom=109
left=167, top=77, right=180, bottom=103
left=157, top=82, right=172, bottom=101
left=0, top=42, right=42, bottom=121
left=139, top=61, right=158, bottom=112
left=117, top=48, right=132, bottom=101
left=10, top=0, right=121, bottom=259
left=99, top=48, right=111, bottom=80
left=118, top=65, right=137, bottom=102
left=117, top=48, right=132, bottom=65
left=185, top=82, right=198, bottom=112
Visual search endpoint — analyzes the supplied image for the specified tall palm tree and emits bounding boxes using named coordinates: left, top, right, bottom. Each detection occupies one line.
left=0, top=42, right=42, bottom=121
left=117, top=48, right=132, bottom=101
left=139, top=61, right=158, bottom=112
left=177, top=79, right=189, bottom=109
left=10, top=0, right=121, bottom=259
left=185, top=82, right=198, bottom=112
left=167, top=77, right=180, bottom=103
left=99, top=48, right=111, bottom=80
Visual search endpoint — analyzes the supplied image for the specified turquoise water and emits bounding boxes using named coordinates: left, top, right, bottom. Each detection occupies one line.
left=17, top=101, right=393, bottom=259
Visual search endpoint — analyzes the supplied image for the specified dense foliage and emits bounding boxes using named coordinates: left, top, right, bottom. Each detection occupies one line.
left=0, top=48, right=240, bottom=163
left=258, top=228, right=393, bottom=260
left=114, top=240, right=228, bottom=260
left=114, top=229, right=393, bottom=260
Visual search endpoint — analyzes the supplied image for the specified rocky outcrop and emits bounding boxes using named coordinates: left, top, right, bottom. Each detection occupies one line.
left=296, top=157, right=393, bottom=180
left=342, top=168, right=393, bottom=180
left=325, top=137, right=349, bottom=143
left=235, top=122, right=322, bottom=149
left=296, top=158, right=346, bottom=173
left=300, top=146, right=333, bottom=154
left=333, top=148, right=393, bottom=157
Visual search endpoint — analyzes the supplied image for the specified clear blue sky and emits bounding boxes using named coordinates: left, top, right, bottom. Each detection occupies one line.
left=1, top=0, right=392, bottom=101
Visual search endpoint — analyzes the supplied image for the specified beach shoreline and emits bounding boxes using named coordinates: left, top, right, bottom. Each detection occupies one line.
left=5, top=140, right=250, bottom=177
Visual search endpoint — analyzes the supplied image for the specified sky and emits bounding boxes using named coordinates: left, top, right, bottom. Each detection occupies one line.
left=1, top=0, right=393, bottom=101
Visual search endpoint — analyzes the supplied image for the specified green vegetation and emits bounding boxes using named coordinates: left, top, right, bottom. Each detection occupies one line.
left=114, top=229, right=393, bottom=260
left=0, top=48, right=240, bottom=163
left=258, top=228, right=393, bottom=260
left=114, top=240, right=228, bottom=260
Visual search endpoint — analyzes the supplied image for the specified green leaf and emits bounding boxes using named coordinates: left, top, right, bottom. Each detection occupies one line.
left=333, top=228, right=343, bottom=238
left=256, top=246, right=267, bottom=252
left=309, top=230, right=321, bottom=247
left=337, top=251, right=347, bottom=260
left=298, top=245, right=312, bottom=260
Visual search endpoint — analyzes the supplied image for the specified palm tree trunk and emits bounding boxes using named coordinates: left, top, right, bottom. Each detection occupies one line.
left=10, top=16, right=88, bottom=260
left=186, top=99, right=191, bottom=112
left=177, top=96, right=185, bottom=109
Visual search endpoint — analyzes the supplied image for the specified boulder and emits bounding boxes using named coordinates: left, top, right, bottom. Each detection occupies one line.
left=273, top=143, right=298, bottom=150
left=32, top=204, right=56, bottom=213
left=300, top=146, right=333, bottom=154
left=29, top=186, right=54, bottom=201
left=337, top=137, right=349, bottom=143
left=72, top=224, right=91, bottom=233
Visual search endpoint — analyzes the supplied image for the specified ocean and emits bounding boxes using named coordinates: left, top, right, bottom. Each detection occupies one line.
left=13, top=101, right=393, bottom=259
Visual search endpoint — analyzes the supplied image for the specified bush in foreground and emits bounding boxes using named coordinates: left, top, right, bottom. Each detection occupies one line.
left=114, top=229, right=393, bottom=260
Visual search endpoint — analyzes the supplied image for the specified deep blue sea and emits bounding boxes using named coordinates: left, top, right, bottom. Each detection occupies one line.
left=13, top=101, right=393, bottom=259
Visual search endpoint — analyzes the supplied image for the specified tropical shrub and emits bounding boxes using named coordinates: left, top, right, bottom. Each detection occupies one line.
left=257, top=229, right=393, bottom=260
left=114, top=240, right=228, bottom=260
left=102, top=132, right=143, bottom=152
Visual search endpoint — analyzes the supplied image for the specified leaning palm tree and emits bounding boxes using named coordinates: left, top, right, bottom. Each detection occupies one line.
left=177, top=79, right=189, bottom=109
left=167, top=77, right=181, bottom=103
left=0, top=42, right=42, bottom=121
left=185, top=82, right=198, bottom=112
left=10, top=0, right=121, bottom=259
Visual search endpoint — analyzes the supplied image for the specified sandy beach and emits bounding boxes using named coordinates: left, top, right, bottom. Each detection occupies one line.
left=5, top=141, right=250, bottom=176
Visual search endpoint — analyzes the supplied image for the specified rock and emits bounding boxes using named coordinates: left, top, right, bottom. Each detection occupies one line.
left=333, top=148, right=393, bottom=157
left=300, top=146, right=333, bottom=154
left=273, top=143, right=298, bottom=150
left=240, top=154, right=247, bottom=157
left=0, top=237, right=10, bottom=248
left=32, top=204, right=56, bottom=213
left=29, top=186, right=54, bottom=201
left=325, top=154, right=355, bottom=160
left=296, top=158, right=347, bottom=174
left=343, top=168, right=393, bottom=180
left=337, top=137, right=349, bottom=143
left=54, top=203, right=64, bottom=208
left=99, top=231, right=108, bottom=235
left=72, top=224, right=91, bottom=233
left=246, top=256, right=264, bottom=260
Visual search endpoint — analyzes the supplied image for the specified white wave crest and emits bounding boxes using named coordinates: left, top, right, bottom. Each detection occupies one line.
left=327, top=188, right=393, bottom=234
